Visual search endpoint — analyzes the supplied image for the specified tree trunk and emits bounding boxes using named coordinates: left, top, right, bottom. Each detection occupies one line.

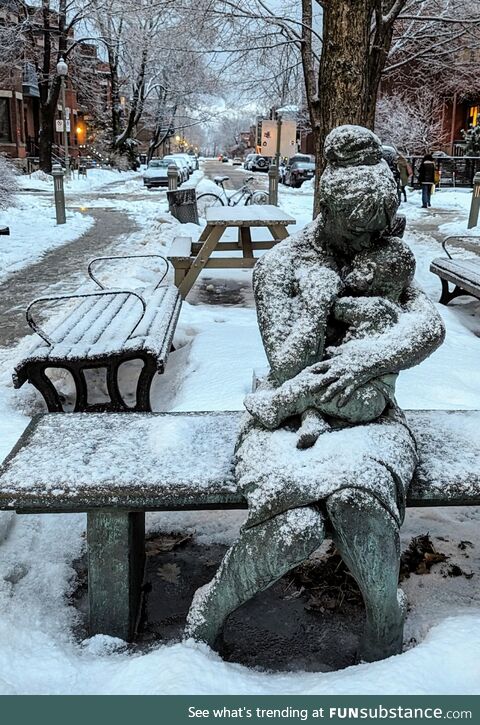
left=313, top=0, right=374, bottom=214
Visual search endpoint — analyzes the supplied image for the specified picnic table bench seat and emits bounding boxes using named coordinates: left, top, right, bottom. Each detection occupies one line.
left=14, top=263, right=182, bottom=413
left=0, top=409, right=478, bottom=641
left=167, top=236, right=194, bottom=287
left=430, top=236, right=480, bottom=305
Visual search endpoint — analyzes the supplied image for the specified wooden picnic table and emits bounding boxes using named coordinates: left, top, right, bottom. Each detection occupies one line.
left=169, top=204, right=296, bottom=298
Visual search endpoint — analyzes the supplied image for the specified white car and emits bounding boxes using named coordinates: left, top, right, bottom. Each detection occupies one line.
left=143, top=159, right=175, bottom=188
left=244, top=153, right=255, bottom=169
left=163, top=155, right=190, bottom=182
left=174, top=152, right=196, bottom=173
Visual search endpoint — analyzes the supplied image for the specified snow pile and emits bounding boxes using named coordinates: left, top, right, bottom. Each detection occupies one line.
left=0, top=156, right=18, bottom=209
left=19, top=168, right=140, bottom=193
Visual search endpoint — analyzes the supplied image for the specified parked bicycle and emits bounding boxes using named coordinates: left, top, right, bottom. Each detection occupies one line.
left=196, top=175, right=269, bottom=217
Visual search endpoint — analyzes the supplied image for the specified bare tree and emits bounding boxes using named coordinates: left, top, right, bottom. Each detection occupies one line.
left=206, top=0, right=480, bottom=214
left=375, top=86, right=449, bottom=153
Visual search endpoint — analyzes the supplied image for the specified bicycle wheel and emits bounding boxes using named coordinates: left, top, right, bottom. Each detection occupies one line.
left=251, top=190, right=269, bottom=205
left=196, top=193, right=224, bottom=218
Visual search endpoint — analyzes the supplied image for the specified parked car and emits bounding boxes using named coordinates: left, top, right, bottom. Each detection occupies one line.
left=249, top=154, right=270, bottom=172
left=222, top=156, right=230, bottom=163
left=244, top=153, right=255, bottom=169
left=232, top=157, right=242, bottom=165
left=143, top=159, right=177, bottom=188
left=174, top=152, right=196, bottom=173
left=162, top=155, right=189, bottom=182
left=284, top=160, right=315, bottom=187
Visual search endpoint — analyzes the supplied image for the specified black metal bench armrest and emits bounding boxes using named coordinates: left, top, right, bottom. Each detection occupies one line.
left=87, top=254, right=169, bottom=291
left=26, top=290, right=147, bottom=346
left=442, top=235, right=480, bottom=260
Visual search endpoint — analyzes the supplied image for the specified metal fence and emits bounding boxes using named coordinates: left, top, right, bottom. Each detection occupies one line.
left=410, top=156, right=480, bottom=188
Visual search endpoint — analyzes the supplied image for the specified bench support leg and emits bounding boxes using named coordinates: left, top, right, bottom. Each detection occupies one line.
left=135, top=358, right=157, bottom=412
left=439, top=279, right=471, bottom=305
left=28, top=366, right=64, bottom=412
left=87, top=511, right=145, bottom=641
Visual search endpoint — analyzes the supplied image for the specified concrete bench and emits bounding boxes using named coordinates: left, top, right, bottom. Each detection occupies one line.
left=0, top=409, right=478, bottom=642
left=430, top=236, right=480, bottom=304
left=167, top=236, right=193, bottom=287
left=14, top=255, right=182, bottom=412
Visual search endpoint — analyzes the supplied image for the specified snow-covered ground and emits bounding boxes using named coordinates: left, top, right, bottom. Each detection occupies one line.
left=0, top=169, right=479, bottom=694
left=18, top=167, right=141, bottom=193
left=0, top=193, right=94, bottom=283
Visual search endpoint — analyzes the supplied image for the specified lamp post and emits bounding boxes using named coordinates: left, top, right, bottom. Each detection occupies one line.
left=56, top=57, right=70, bottom=179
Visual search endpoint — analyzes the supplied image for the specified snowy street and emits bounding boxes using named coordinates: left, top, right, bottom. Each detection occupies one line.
left=0, top=162, right=478, bottom=693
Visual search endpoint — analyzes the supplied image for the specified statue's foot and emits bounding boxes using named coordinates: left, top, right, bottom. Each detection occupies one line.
left=359, top=590, right=406, bottom=662
left=296, top=410, right=331, bottom=449
left=243, top=391, right=281, bottom=429
left=184, top=581, right=223, bottom=647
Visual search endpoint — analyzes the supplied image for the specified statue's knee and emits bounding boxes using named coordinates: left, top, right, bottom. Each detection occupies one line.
left=327, top=488, right=398, bottom=534
left=274, top=507, right=325, bottom=557
left=327, top=488, right=376, bottom=516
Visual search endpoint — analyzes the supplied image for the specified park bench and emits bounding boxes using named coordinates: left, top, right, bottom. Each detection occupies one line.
left=0, top=409, right=478, bottom=642
left=430, top=236, right=480, bottom=305
left=13, top=255, right=182, bottom=412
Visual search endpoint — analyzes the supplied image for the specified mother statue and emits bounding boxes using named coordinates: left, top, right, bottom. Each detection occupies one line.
left=185, top=126, right=445, bottom=662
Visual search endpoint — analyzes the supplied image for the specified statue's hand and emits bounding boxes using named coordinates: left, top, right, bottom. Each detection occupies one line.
left=309, top=354, right=374, bottom=408
left=334, top=296, right=399, bottom=329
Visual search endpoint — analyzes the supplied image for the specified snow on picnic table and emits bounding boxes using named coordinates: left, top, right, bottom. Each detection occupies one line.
left=0, top=168, right=478, bottom=694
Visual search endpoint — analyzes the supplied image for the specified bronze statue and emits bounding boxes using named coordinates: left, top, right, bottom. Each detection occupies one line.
left=185, top=125, right=445, bottom=663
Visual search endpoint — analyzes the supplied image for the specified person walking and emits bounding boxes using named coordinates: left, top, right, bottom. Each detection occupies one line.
left=397, top=154, right=412, bottom=203
left=418, top=153, right=436, bottom=208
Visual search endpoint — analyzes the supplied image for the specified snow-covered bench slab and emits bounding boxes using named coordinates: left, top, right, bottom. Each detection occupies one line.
left=13, top=285, right=182, bottom=413
left=430, top=236, right=480, bottom=305
left=0, top=409, right=478, bottom=640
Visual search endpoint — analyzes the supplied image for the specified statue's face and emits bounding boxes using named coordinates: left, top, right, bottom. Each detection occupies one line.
left=319, top=162, right=399, bottom=257
left=322, top=202, right=395, bottom=256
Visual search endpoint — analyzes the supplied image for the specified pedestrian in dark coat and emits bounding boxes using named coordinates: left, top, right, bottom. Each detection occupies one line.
left=418, top=153, right=436, bottom=208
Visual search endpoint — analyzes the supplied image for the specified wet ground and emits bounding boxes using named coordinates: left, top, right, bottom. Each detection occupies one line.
left=72, top=536, right=365, bottom=672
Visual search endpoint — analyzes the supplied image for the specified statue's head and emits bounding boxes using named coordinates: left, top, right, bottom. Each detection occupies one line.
left=318, top=125, right=399, bottom=255
left=344, top=237, right=416, bottom=301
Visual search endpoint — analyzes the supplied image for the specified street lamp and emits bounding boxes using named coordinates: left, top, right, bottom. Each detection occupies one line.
left=56, top=56, right=70, bottom=179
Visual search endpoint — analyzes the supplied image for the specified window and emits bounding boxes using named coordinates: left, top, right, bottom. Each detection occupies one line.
left=0, top=98, right=11, bottom=143
left=468, top=105, right=479, bottom=127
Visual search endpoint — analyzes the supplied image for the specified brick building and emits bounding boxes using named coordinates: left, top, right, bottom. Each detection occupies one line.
left=0, top=1, right=109, bottom=165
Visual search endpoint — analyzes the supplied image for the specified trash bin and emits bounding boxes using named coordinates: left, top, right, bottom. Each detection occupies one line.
left=167, top=188, right=199, bottom=224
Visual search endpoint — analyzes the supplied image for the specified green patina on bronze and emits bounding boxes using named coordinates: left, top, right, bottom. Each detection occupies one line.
left=185, top=125, right=446, bottom=663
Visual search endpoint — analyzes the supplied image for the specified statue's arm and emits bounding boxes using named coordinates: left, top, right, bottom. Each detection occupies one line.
left=254, top=251, right=341, bottom=383
left=312, top=284, right=445, bottom=405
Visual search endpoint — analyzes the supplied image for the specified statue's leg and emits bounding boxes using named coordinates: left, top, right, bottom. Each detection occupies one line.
left=185, top=506, right=325, bottom=646
left=326, top=488, right=405, bottom=662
